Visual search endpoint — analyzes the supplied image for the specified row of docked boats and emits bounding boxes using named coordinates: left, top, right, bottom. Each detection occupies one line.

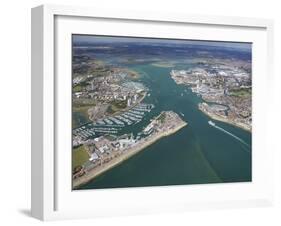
left=73, top=103, right=154, bottom=139
left=96, top=103, right=154, bottom=126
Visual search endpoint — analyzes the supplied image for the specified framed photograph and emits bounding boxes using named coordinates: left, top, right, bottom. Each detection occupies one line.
left=31, top=4, right=274, bottom=221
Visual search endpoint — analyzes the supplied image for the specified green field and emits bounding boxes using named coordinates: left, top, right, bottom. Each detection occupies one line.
left=72, top=145, right=90, bottom=170
left=73, top=85, right=82, bottom=92
left=229, top=88, right=251, bottom=97
left=107, top=100, right=127, bottom=114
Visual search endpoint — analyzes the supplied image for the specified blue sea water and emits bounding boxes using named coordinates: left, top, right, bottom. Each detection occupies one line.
left=78, top=63, right=251, bottom=189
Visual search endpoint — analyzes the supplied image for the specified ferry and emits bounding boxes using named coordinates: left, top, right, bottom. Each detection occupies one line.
left=208, top=120, right=216, bottom=126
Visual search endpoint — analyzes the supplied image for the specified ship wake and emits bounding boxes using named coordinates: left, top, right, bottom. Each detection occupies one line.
left=208, top=121, right=250, bottom=152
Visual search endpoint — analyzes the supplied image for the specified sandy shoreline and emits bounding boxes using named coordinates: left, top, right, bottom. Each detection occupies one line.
left=199, top=108, right=251, bottom=132
left=73, top=122, right=187, bottom=188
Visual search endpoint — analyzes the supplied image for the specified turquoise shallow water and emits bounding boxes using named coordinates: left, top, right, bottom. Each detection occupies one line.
left=78, top=64, right=252, bottom=189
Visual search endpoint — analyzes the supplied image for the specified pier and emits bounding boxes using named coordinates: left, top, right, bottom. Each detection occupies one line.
left=73, top=103, right=155, bottom=140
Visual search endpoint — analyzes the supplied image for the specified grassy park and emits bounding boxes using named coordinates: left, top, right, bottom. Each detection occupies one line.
left=72, top=145, right=90, bottom=170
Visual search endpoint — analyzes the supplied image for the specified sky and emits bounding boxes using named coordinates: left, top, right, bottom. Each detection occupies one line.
left=73, top=34, right=251, bottom=50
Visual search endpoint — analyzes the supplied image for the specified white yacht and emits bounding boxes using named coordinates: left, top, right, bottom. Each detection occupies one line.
left=208, top=120, right=216, bottom=126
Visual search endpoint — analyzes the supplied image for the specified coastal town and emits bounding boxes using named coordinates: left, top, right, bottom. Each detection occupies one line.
left=72, top=56, right=187, bottom=187
left=170, top=59, right=252, bottom=131
left=73, top=111, right=187, bottom=188
left=72, top=55, right=251, bottom=187
left=72, top=35, right=252, bottom=189
left=73, top=56, right=146, bottom=127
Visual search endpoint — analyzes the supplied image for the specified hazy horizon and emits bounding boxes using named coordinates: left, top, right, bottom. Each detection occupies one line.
left=73, top=34, right=252, bottom=50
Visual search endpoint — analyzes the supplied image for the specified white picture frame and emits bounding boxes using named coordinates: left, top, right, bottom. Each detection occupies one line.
left=31, top=4, right=274, bottom=221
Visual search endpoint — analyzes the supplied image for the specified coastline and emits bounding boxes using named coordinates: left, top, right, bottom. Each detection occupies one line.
left=151, top=62, right=174, bottom=68
left=73, top=121, right=187, bottom=188
left=199, top=107, right=251, bottom=132
left=170, top=70, right=251, bottom=133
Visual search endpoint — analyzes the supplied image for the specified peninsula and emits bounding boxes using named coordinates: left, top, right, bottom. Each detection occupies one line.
left=72, top=35, right=252, bottom=189
left=73, top=111, right=187, bottom=188
left=170, top=60, right=252, bottom=132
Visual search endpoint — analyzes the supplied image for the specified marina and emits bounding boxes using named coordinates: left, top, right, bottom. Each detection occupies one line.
left=73, top=103, right=155, bottom=139
left=72, top=35, right=252, bottom=189
left=78, top=63, right=251, bottom=189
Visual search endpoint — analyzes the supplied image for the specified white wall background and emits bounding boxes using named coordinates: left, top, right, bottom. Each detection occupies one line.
left=0, top=0, right=280, bottom=225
